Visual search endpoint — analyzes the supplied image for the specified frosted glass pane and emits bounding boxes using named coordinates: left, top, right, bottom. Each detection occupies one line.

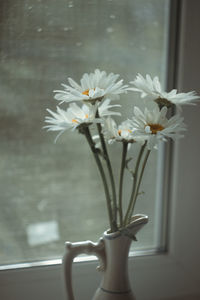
left=0, top=0, right=169, bottom=265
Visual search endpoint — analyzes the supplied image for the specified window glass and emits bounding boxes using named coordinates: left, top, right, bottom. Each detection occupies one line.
left=0, top=0, right=169, bottom=265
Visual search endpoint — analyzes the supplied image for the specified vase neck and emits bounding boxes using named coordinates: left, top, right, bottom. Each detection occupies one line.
left=104, top=233, right=131, bottom=262
left=101, top=233, right=132, bottom=292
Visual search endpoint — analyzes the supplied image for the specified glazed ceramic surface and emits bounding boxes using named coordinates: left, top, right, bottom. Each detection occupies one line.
left=63, top=214, right=148, bottom=300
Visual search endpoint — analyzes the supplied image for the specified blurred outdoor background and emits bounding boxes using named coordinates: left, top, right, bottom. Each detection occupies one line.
left=0, top=0, right=169, bottom=264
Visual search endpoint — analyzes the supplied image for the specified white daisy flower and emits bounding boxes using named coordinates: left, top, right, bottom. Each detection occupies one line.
left=44, top=103, right=100, bottom=141
left=102, top=117, right=141, bottom=144
left=54, top=69, right=128, bottom=104
left=130, top=106, right=186, bottom=149
left=130, top=73, right=199, bottom=108
left=98, top=99, right=121, bottom=117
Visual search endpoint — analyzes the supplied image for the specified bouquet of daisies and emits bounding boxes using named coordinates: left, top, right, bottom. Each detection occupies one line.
left=44, top=69, right=199, bottom=233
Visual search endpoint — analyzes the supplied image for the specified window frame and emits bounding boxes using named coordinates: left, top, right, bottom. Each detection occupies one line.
left=1, top=1, right=200, bottom=299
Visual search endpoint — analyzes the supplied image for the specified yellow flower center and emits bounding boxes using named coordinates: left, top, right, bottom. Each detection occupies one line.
left=82, top=88, right=95, bottom=96
left=147, top=123, right=164, bottom=134
left=82, top=89, right=90, bottom=96
left=118, top=129, right=131, bottom=136
left=72, top=114, right=88, bottom=124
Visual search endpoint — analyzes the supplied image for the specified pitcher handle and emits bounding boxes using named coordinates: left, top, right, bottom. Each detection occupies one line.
left=62, top=238, right=105, bottom=300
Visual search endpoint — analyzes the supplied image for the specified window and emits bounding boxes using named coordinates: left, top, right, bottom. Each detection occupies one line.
left=1, top=0, right=200, bottom=300
left=0, top=0, right=169, bottom=266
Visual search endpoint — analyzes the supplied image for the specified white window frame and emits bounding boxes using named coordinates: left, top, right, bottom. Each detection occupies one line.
left=1, top=1, right=200, bottom=299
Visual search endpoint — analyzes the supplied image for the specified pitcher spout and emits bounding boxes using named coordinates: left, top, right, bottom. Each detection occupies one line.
left=127, top=214, right=149, bottom=234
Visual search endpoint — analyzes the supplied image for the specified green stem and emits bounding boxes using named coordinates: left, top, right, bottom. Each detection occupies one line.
left=82, top=126, right=115, bottom=232
left=96, top=110, right=118, bottom=231
left=127, top=149, right=151, bottom=224
left=118, top=141, right=128, bottom=227
left=123, top=142, right=147, bottom=226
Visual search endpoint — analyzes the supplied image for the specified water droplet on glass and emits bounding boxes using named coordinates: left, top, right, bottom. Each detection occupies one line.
left=141, top=46, right=146, bottom=51
left=48, top=20, right=53, bottom=26
left=68, top=1, right=74, bottom=8
left=106, top=27, right=114, bottom=33
left=37, top=199, right=48, bottom=211
left=110, top=14, right=116, bottom=19
left=86, top=219, right=94, bottom=226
